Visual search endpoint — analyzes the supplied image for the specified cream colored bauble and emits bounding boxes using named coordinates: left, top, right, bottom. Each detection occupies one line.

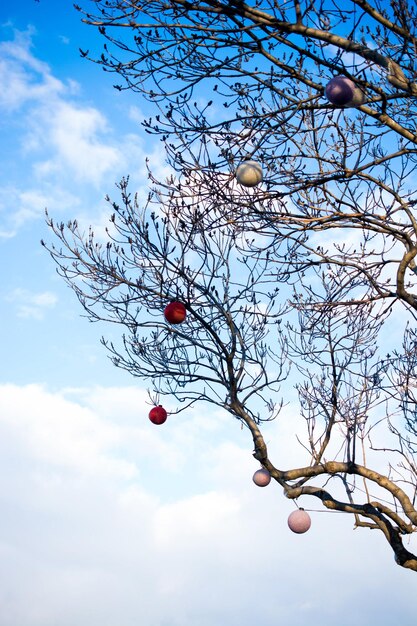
left=236, top=160, right=263, bottom=187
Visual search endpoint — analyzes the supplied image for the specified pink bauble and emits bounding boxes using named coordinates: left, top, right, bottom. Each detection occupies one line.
left=287, top=509, right=311, bottom=534
left=325, top=76, right=364, bottom=107
left=252, top=468, right=271, bottom=487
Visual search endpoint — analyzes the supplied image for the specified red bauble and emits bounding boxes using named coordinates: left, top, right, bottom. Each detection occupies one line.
left=164, top=301, right=187, bottom=324
left=148, top=405, right=168, bottom=425
left=252, top=468, right=271, bottom=487
left=287, top=509, right=311, bottom=534
left=325, top=76, right=364, bottom=107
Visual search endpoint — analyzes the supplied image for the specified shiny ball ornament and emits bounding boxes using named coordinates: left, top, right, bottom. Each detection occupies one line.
left=325, top=76, right=364, bottom=107
left=287, top=509, right=311, bottom=534
left=148, top=405, right=168, bottom=425
left=236, top=160, right=263, bottom=187
left=252, top=468, right=271, bottom=487
left=164, top=301, right=187, bottom=324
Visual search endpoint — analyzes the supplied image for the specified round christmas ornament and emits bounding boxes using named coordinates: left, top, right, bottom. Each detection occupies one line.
left=148, top=405, right=168, bottom=425
left=236, top=160, right=263, bottom=187
left=287, top=508, right=311, bottom=534
left=325, top=76, right=364, bottom=107
left=252, top=468, right=271, bottom=487
left=164, top=301, right=187, bottom=324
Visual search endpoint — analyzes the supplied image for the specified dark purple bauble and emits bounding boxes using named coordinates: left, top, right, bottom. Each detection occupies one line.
left=325, top=76, right=363, bottom=107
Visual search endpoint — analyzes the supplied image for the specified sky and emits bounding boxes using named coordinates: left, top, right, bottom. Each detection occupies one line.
left=0, top=2, right=416, bottom=625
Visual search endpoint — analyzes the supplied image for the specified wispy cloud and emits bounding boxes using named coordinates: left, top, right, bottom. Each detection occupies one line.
left=0, top=27, right=66, bottom=111
left=35, top=101, right=123, bottom=186
left=6, top=288, right=58, bottom=319
left=0, top=27, right=148, bottom=238
left=0, top=185, right=81, bottom=239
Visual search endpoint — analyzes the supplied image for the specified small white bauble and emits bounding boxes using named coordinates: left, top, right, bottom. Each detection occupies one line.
left=236, top=160, right=263, bottom=187
left=287, top=509, right=311, bottom=534
left=252, top=468, right=271, bottom=487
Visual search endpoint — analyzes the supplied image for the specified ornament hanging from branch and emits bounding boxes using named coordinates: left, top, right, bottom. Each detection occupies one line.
left=235, top=160, right=263, bottom=187
left=149, top=405, right=168, bottom=425
left=252, top=468, right=271, bottom=487
left=325, top=76, right=365, bottom=107
left=287, top=509, right=311, bottom=534
left=164, top=301, right=187, bottom=324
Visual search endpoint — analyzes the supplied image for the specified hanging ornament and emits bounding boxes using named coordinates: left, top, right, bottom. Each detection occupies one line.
left=148, top=405, right=168, bottom=425
left=252, top=468, right=271, bottom=487
left=236, top=160, right=263, bottom=187
left=164, top=301, right=187, bottom=324
left=325, top=76, right=365, bottom=107
left=287, top=508, right=311, bottom=534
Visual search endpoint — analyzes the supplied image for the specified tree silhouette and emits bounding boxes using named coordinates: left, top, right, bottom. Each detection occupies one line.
left=45, top=0, right=417, bottom=569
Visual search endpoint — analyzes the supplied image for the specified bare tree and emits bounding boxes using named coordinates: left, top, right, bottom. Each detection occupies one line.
left=44, top=0, right=417, bottom=569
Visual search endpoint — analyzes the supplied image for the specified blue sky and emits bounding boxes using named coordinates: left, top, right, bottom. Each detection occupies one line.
left=0, top=2, right=416, bottom=625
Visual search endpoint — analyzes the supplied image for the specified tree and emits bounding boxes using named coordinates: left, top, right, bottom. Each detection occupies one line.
left=44, top=0, right=417, bottom=569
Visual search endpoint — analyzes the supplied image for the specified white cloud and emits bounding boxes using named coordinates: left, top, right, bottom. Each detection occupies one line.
left=0, top=27, right=150, bottom=238
left=128, top=104, right=147, bottom=125
left=154, top=490, right=241, bottom=549
left=0, top=383, right=136, bottom=477
left=32, top=101, right=124, bottom=186
left=0, top=28, right=65, bottom=110
left=0, top=183, right=81, bottom=239
left=0, top=383, right=415, bottom=626
left=5, top=288, right=58, bottom=319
